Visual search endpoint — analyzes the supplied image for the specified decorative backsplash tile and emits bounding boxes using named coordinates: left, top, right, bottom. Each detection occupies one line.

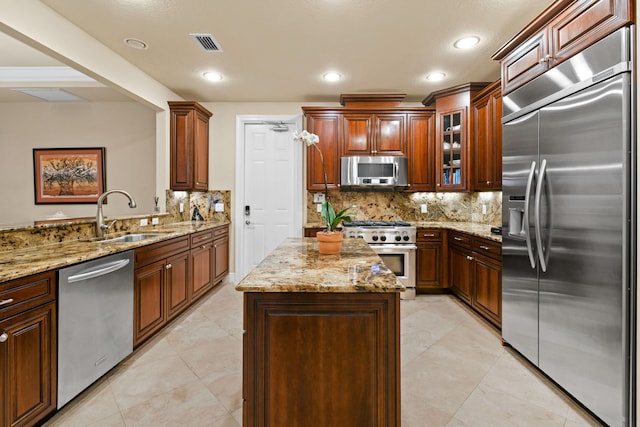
left=306, top=191, right=502, bottom=226
left=166, top=190, right=231, bottom=223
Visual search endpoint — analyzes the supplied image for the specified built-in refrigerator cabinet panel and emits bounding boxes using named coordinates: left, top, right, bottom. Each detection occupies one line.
left=537, top=73, right=630, bottom=427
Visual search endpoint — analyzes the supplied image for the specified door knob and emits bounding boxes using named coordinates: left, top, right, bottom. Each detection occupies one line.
left=245, top=220, right=251, bottom=225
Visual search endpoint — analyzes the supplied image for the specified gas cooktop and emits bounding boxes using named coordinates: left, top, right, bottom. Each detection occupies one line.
left=343, top=220, right=412, bottom=227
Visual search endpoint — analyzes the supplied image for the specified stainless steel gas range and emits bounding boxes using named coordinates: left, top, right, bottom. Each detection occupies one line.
left=343, top=221, right=417, bottom=299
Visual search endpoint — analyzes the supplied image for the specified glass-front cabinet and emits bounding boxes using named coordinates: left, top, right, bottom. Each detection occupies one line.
left=437, top=108, right=466, bottom=191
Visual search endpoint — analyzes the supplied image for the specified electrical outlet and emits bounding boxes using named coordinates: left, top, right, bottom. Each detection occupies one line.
left=482, top=204, right=487, bottom=214
left=140, top=218, right=148, bottom=226
left=214, top=203, right=224, bottom=212
left=151, top=217, right=159, bottom=225
left=179, top=203, right=184, bottom=212
left=420, top=204, right=428, bottom=213
left=317, top=204, right=323, bottom=212
left=313, top=193, right=325, bottom=204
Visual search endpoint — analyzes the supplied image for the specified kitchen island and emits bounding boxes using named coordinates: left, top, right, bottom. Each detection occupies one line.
left=236, top=238, right=403, bottom=427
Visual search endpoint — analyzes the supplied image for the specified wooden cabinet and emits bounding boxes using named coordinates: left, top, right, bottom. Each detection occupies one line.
left=303, top=112, right=341, bottom=191
left=134, top=236, right=190, bottom=347
left=493, top=0, right=632, bottom=94
left=0, top=271, right=57, bottom=427
left=242, top=292, right=400, bottom=427
left=213, top=226, right=230, bottom=283
left=415, top=229, right=444, bottom=292
left=406, top=113, right=436, bottom=192
left=448, top=231, right=502, bottom=327
left=190, top=225, right=230, bottom=303
left=423, top=83, right=490, bottom=192
left=342, top=113, right=406, bottom=156
left=471, top=80, right=502, bottom=191
left=169, top=101, right=213, bottom=191
left=303, top=227, right=325, bottom=237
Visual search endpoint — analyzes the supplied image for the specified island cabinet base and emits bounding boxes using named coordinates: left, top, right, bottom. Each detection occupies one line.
left=242, top=292, right=401, bottom=427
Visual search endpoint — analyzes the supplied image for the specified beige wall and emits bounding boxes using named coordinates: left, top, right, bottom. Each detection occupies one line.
left=0, top=102, right=156, bottom=224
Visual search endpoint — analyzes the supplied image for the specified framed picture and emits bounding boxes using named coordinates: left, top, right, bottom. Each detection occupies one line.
left=33, top=147, right=106, bottom=204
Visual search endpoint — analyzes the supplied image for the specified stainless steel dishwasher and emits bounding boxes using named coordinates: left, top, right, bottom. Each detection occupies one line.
left=57, top=250, right=134, bottom=408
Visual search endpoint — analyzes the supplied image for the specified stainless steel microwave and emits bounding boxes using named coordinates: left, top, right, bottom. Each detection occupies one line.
left=340, top=156, right=408, bottom=190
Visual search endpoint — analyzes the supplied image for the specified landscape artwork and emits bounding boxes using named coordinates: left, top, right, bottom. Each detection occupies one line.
left=33, top=147, right=106, bottom=204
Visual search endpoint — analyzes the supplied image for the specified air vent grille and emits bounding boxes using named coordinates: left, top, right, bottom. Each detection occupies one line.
left=190, top=33, right=223, bottom=52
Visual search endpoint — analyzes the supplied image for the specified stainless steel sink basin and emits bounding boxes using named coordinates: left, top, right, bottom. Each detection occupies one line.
left=98, top=233, right=169, bottom=243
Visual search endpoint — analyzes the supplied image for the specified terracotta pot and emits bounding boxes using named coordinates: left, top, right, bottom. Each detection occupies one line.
left=316, top=231, right=343, bottom=254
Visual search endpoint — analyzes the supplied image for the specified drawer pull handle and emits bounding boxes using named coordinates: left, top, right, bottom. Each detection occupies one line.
left=0, top=332, right=7, bottom=343
left=479, top=245, right=490, bottom=251
left=423, top=233, right=435, bottom=237
left=166, top=263, right=172, bottom=269
left=0, top=298, right=14, bottom=306
left=454, top=237, right=463, bottom=241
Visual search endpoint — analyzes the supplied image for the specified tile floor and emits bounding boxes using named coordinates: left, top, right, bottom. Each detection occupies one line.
left=44, top=281, right=603, bottom=426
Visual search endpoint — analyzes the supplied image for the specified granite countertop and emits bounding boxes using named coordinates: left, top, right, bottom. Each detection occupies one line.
left=235, top=238, right=405, bottom=293
left=0, top=220, right=230, bottom=284
left=304, top=221, right=501, bottom=242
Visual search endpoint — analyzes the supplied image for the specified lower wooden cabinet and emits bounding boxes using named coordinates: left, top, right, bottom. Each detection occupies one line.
left=448, top=231, right=502, bottom=327
left=415, top=229, right=444, bottom=292
left=0, top=271, right=57, bottom=427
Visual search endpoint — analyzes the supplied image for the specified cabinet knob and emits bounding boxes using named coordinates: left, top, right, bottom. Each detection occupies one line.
left=486, top=180, right=490, bottom=185
left=0, top=298, right=14, bottom=306
left=202, top=245, right=208, bottom=249
left=466, top=256, right=474, bottom=261
left=479, top=245, right=490, bottom=251
left=454, top=237, right=463, bottom=241
left=0, top=332, right=7, bottom=343
left=539, top=54, right=552, bottom=64
left=166, top=263, right=172, bottom=269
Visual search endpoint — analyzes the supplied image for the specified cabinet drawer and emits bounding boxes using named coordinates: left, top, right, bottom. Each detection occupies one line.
left=472, top=238, right=502, bottom=260
left=191, top=229, right=214, bottom=247
left=416, top=229, right=442, bottom=241
left=448, top=231, right=472, bottom=248
left=135, top=236, right=190, bottom=268
left=0, top=271, right=55, bottom=319
left=213, top=225, right=229, bottom=239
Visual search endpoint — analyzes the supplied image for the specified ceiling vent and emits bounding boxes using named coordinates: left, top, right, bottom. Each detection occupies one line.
left=190, top=33, right=223, bottom=52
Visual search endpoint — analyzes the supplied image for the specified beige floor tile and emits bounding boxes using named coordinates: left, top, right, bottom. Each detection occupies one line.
left=401, top=401, right=455, bottom=427
left=179, top=335, right=243, bottom=379
left=162, top=309, right=230, bottom=353
left=44, top=378, right=120, bottom=427
left=202, top=372, right=243, bottom=413
left=108, top=355, right=199, bottom=410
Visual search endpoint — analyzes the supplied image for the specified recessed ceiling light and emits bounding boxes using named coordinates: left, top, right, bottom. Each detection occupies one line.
left=426, top=72, right=446, bottom=82
left=323, top=72, right=341, bottom=82
left=124, top=38, right=148, bottom=50
left=203, top=71, right=223, bottom=81
left=454, top=36, right=480, bottom=49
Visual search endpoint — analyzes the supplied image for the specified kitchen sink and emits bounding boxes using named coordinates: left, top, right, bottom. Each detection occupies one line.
left=97, top=233, right=171, bottom=243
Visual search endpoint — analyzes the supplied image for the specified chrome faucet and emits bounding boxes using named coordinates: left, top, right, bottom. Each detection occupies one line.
left=96, top=190, right=137, bottom=238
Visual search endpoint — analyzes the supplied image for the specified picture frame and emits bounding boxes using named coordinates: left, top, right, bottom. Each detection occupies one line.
left=33, top=147, right=106, bottom=204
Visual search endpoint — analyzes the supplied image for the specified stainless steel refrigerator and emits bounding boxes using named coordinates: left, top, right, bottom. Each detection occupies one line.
left=502, top=26, right=635, bottom=426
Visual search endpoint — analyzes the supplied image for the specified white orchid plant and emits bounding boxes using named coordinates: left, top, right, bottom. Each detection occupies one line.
left=294, top=130, right=354, bottom=232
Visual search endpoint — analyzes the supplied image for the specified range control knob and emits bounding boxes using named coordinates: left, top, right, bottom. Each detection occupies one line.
left=372, top=235, right=379, bottom=241
left=403, top=235, right=410, bottom=241
left=380, top=235, right=387, bottom=242
left=357, top=234, right=364, bottom=239
left=395, top=235, right=402, bottom=242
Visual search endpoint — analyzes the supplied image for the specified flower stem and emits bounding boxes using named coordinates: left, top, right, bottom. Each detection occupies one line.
left=313, top=143, right=329, bottom=204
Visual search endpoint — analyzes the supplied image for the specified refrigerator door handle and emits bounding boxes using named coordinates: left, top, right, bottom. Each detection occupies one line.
left=534, top=158, right=548, bottom=272
left=524, top=161, right=537, bottom=269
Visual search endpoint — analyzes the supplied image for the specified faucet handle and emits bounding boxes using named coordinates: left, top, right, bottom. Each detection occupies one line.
left=101, top=219, right=117, bottom=230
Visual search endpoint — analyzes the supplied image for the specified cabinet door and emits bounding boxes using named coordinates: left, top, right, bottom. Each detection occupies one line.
left=374, top=114, right=406, bottom=155
left=0, top=302, right=56, bottom=427
left=549, top=0, right=631, bottom=65
left=170, top=109, right=193, bottom=190
left=448, top=246, right=473, bottom=304
left=472, top=85, right=502, bottom=191
left=501, top=29, right=549, bottom=94
left=342, top=114, right=372, bottom=155
left=134, top=261, right=166, bottom=347
left=407, top=113, right=435, bottom=192
left=193, top=111, right=209, bottom=191
left=472, top=254, right=502, bottom=327
left=306, top=114, right=341, bottom=191
left=213, top=236, right=229, bottom=284
left=190, top=243, right=214, bottom=302
left=416, top=242, right=443, bottom=290
left=436, top=108, right=468, bottom=191
left=166, top=251, right=190, bottom=321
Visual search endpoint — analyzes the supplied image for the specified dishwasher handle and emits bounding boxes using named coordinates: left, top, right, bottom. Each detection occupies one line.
left=67, top=259, right=131, bottom=283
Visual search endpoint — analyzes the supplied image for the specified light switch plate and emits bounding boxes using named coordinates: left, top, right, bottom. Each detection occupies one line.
left=420, top=204, right=428, bottom=213
left=214, top=203, right=224, bottom=212
left=179, top=203, right=184, bottom=212
left=140, top=218, right=148, bottom=226
left=151, top=217, right=159, bottom=225
left=317, top=204, right=323, bottom=212
left=313, top=193, right=325, bottom=204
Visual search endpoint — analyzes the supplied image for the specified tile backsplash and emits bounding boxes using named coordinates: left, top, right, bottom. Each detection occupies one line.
left=306, top=191, right=501, bottom=226
left=166, top=190, right=231, bottom=223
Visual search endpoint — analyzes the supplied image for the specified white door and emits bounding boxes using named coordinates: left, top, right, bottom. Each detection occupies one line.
left=236, top=117, right=302, bottom=280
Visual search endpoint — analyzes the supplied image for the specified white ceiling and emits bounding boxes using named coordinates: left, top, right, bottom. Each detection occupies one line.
left=1, top=0, right=556, bottom=103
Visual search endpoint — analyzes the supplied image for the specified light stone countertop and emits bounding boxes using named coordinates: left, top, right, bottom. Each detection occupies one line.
left=0, top=220, right=230, bottom=284
left=235, top=237, right=405, bottom=293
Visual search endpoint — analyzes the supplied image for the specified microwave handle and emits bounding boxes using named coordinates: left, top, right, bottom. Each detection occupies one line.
left=395, top=162, right=398, bottom=177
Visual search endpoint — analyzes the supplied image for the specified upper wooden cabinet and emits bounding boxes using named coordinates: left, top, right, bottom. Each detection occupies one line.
left=471, top=80, right=502, bottom=191
left=303, top=96, right=434, bottom=192
left=493, top=0, right=633, bottom=94
left=423, top=83, right=490, bottom=192
left=342, top=113, right=406, bottom=156
left=169, top=101, right=213, bottom=191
